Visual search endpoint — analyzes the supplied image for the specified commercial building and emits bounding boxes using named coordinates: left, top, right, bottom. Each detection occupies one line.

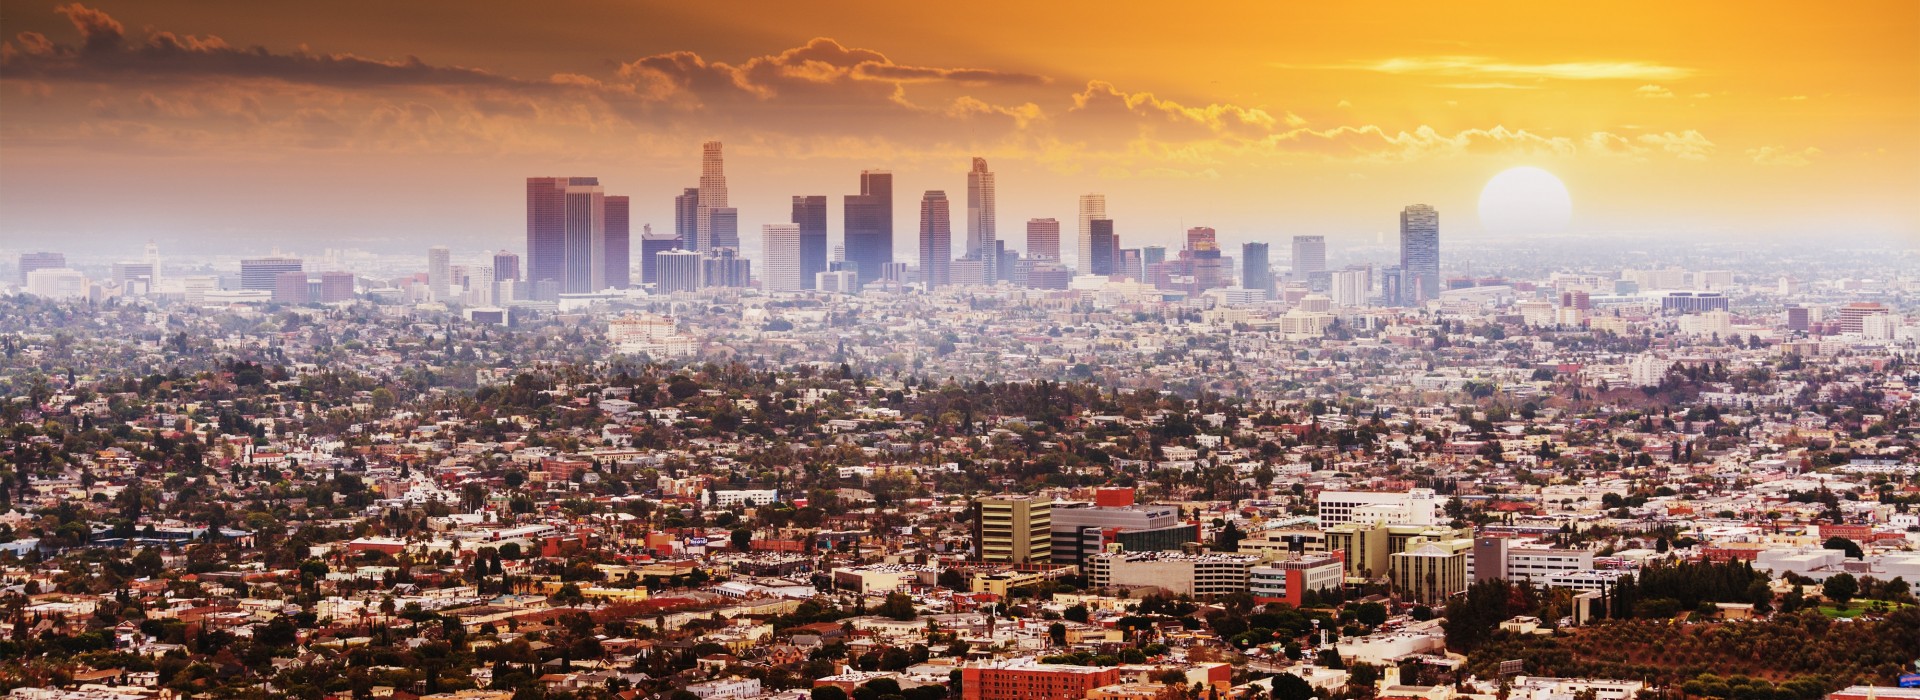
left=1077, top=194, right=1106, bottom=275
left=1315, top=489, right=1439, bottom=528
left=604, top=194, right=631, bottom=289
left=1399, top=204, right=1439, bottom=304
left=1242, top=242, right=1272, bottom=298
left=656, top=249, right=702, bottom=294
left=961, top=659, right=1121, bottom=700
left=793, top=195, right=828, bottom=289
left=1291, top=235, right=1326, bottom=279
left=639, top=231, right=681, bottom=286
left=1049, top=489, right=1192, bottom=567
left=1248, top=554, right=1344, bottom=605
left=973, top=495, right=1051, bottom=564
left=428, top=245, right=451, bottom=301
left=18, top=251, right=65, bottom=285
left=25, top=268, right=86, bottom=299
left=761, top=224, right=803, bottom=292
left=695, top=141, right=728, bottom=252
left=845, top=170, right=894, bottom=287
left=966, top=157, right=997, bottom=282
left=1026, top=218, right=1061, bottom=261
left=1088, top=219, right=1116, bottom=276
left=1084, top=551, right=1258, bottom=597
left=1472, top=537, right=1595, bottom=584
left=240, top=256, right=303, bottom=291
left=1389, top=536, right=1472, bottom=604
left=920, top=190, right=952, bottom=289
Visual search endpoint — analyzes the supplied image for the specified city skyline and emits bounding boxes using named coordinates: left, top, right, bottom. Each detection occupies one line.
left=2, top=1, right=1915, bottom=253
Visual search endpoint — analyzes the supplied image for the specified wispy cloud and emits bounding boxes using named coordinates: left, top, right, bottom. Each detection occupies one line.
left=1294, top=55, right=1696, bottom=81
left=1748, top=145, right=1819, bottom=166
left=1437, top=82, right=1539, bottom=90
left=1636, top=84, right=1673, bottom=98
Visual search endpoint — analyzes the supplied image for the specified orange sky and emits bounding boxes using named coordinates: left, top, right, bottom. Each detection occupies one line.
left=2, top=0, right=1916, bottom=255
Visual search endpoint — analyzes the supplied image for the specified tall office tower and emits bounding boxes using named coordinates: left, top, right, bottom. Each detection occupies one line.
left=844, top=170, right=893, bottom=286
left=111, top=262, right=155, bottom=287
left=1291, top=235, right=1326, bottom=279
left=1117, top=249, right=1143, bottom=281
left=1242, top=242, right=1272, bottom=297
left=966, top=157, right=997, bottom=282
left=1380, top=266, right=1405, bottom=306
left=467, top=264, right=495, bottom=306
left=639, top=229, right=680, bottom=285
left=792, top=196, right=828, bottom=290
left=427, top=246, right=451, bottom=301
left=273, top=270, right=310, bottom=304
left=919, top=190, right=952, bottom=289
left=674, top=187, right=700, bottom=251
left=1077, top=194, right=1107, bottom=274
left=561, top=178, right=606, bottom=293
left=1332, top=267, right=1371, bottom=307
left=1088, top=218, right=1116, bottom=275
left=604, top=195, right=631, bottom=289
left=526, top=177, right=569, bottom=287
left=832, top=245, right=845, bottom=263
left=492, top=250, right=520, bottom=282
left=656, top=249, right=702, bottom=294
left=142, top=241, right=161, bottom=285
left=1838, top=302, right=1890, bottom=334
left=1026, top=218, right=1061, bottom=260
left=1784, top=304, right=1811, bottom=332
left=1400, top=204, right=1439, bottom=304
left=317, top=271, right=354, bottom=302
left=972, top=495, right=1052, bottom=564
left=18, top=252, right=66, bottom=285
left=695, top=141, right=728, bottom=252
left=1142, top=245, right=1166, bottom=268
left=709, top=207, right=740, bottom=249
left=1186, top=226, right=1218, bottom=252
left=761, top=223, right=803, bottom=292
left=241, top=256, right=303, bottom=291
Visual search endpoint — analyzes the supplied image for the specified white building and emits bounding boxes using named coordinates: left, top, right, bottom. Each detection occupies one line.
left=427, top=245, right=451, bottom=301
left=712, top=488, right=778, bottom=508
left=1084, top=551, right=1258, bottom=596
left=25, top=268, right=87, bottom=299
left=1509, top=677, right=1645, bottom=700
left=1316, top=489, right=1438, bottom=528
left=761, top=223, right=803, bottom=292
left=1627, top=354, right=1672, bottom=387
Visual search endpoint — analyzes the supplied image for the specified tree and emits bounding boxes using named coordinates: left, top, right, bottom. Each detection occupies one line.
left=1823, top=536, right=1864, bottom=559
left=1064, top=604, right=1090, bottom=623
left=1352, top=602, right=1389, bottom=627
left=732, top=528, right=754, bottom=552
left=1271, top=674, right=1315, bottom=700
left=1823, top=573, right=1859, bottom=607
left=1048, top=622, right=1067, bottom=646
left=1214, top=520, right=1245, bottom=552
left=880, top=591, right=917, bottom=621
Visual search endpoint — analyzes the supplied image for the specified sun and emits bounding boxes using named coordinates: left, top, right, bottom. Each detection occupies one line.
left=1478, top=166, right=1573, bottom=235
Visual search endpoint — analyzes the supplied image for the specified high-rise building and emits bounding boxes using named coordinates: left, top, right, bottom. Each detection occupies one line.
left=561, top=178, right=606, bottom=293
left=1242, top=242, right=1272, bottom=297
left=791, top=196, right=828, bottom=290
left=844, top=170, right=893, bottom=287
left=1838, top=302, right=1890, bottom=335
left=761, top=223, right=803, bottom=292
left=427, top=246, right=452, bottom=301
left=273, top=270, right=310, bottom=304
left=1785, top=304, right=1811, bottom=332
left=1187, top=226, right=1218, bottom=253
left=695, top=141, right=728, bottom=253
left=604, top=195, right=631, bottom=289
left=18, top=252, right=66, bottom=286
left=639, top=229, right=680, bottom=286
left=1077, top=194, right=1107, bottom=274
left=241, top=257, right=303, bottom=291
left=1025, top=218, right=1060, bottom=260
left=25, top=268, right=86, bottom=299
left=1117, top=248, right=1142, bottom=281
left=656, top=249, right=701, bottom=294
left=1332, top=267, right=1371, bottom=307
left=700, top=248, right=751, bottom=288
left=1399, top=204, right=1439, bottom=304
left=111, top=262, right=155, bottom=288
left=674, top=187, right=700, bottom=250
left=973, top=495, right=1051, bottom=564
left=319, top=271, right=355, bottom=302
left=1143, top=245, right=1166, bottom=268
left=919, top=190, right=952, bottom=289
left=466, top=264, right=495, bottom=307
left=526, top=177, right=569, bottom=287
left=1088, top=218, right=1116, bottom=276
left=966, top=157, right=997, bottom=282
left=708, top=207, right=739, bottom=250
left=492, top=250, right=520, bottom=282
left=1291, top=235, right=1326, bottom=279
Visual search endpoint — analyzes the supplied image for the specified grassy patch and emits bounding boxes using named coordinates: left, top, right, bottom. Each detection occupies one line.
left=1815, top=599, right=1914, bottom=618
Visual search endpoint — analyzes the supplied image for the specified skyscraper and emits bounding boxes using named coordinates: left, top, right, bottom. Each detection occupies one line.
left=790, top=195, right=828, bottom=290
left=18, top=252, right=65, bottom=286
left=492, top=250, right=520, bottom=282
left=709, top=207, right=739, bottom=249
left=1291, top=235, right=1326, bottom=278
left=1088, top=219, right=1115, bottom=276
left=966, top=157, right=997, bottom=282
left=526, top=177, right=569, bottom=287
left=319, top=271, right=356, bottom=303
left=273, top=270, right=309, bottom=304
left=1026, top=218, right=1061, bottom=260
left=561, top=178, right=606, bottom=293
left=604, top=195, right=631, bottom=289
left=844, top=170, right=893, bottom=287
left=1077, top=194, right=1107, bottom=274
left=639, top=229, right=680, bottom=286
left=919, top=190, right=952, bottom=289
left=762, top=223, right=803, bottom=292
left=1142, top=246, right=1166, bottom=268
left=695, top=141, right=728, bottom=253
left=674, top=187, right=700, bottom=250
left=427, top=246, right=451, bottom=301
left=1400, top=204, right=1439, bottom=304
left=1242, top=242, right=1272, bottom=297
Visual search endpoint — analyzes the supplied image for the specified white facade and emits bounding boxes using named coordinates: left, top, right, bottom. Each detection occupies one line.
left=761, top=223, right=802, bottom=292
left=1332, top=268, right=1370, bottom=307
left=712, top=488, right=778, bottom=508
left=1316, top=489, right=1438, bottom=527
left=1627, top=354, right=1672, bottom=387
left=25, top=268, right=87, bottom=299
left=427, top=246, right=451, bottom=301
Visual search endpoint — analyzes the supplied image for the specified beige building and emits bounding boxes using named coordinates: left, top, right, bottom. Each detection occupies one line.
left=975, top=495, right=1052, bottom=564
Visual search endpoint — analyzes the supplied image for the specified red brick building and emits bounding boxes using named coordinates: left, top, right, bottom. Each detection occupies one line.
left=962, top=662, right=1121, bottom=700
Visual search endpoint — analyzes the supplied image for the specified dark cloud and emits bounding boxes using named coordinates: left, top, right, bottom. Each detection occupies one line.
left=2, top=3, right=520, bottom=87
